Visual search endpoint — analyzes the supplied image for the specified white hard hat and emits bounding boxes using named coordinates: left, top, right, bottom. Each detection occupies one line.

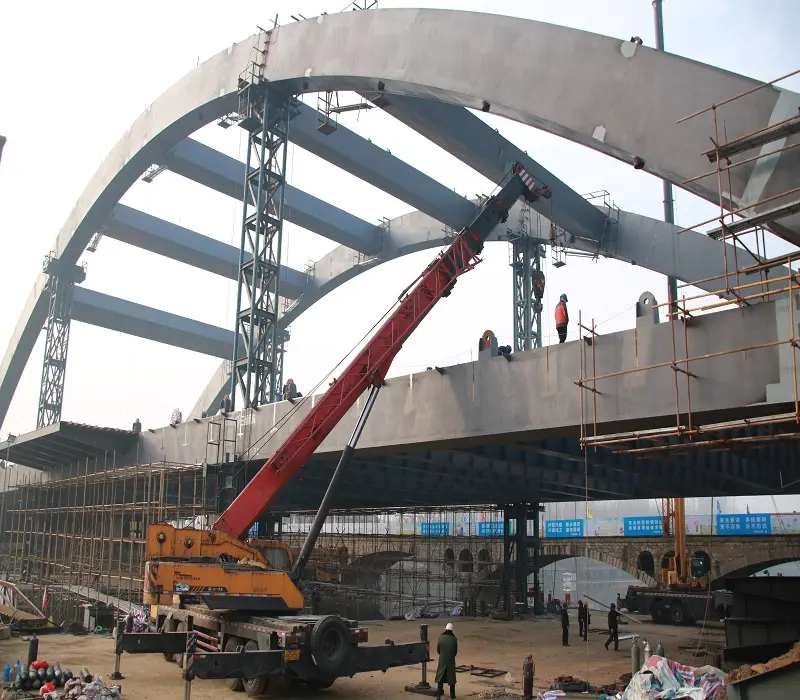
left=445, top=622, right=454, bottom=631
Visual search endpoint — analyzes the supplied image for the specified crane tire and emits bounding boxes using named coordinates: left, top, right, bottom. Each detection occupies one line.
left=310, top=615, right=352, bottom=677
left=224, top=637, right=245, bottom=692
left=242, top=640, right=270, bottom=696
left=670, top=602, right=686, bottom=625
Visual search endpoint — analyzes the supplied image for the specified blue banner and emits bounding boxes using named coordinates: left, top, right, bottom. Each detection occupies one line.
left=623, top=516, right=663, bottom=537
left=477, top=521, right=505, bottom=537
left=545, top=519, right=584, bottom=538
left=716, top=514, right=772, bottom=535
left=420, top=522, right=451, bottom=536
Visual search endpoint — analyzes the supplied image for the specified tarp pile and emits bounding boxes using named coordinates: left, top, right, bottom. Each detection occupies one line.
left=616, top=655, right=726, bottom=699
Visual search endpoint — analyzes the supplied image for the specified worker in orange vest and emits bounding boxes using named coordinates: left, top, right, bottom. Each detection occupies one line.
left=555, top=293, right=569, bottom=343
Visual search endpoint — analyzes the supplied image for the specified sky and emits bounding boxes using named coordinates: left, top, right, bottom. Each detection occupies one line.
left=1, top=0, right=799, bottom=514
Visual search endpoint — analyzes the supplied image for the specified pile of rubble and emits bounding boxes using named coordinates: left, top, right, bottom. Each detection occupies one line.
left=727, top=642, right=800, bottom=684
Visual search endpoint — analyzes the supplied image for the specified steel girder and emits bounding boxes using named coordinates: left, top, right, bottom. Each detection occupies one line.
left=162, top=139, right=383, bottom=255
left=104, top=205, right=310, bottom=299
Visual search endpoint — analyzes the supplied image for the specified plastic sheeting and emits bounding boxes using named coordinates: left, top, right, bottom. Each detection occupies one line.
left=617, top=655, right=726, bottom=699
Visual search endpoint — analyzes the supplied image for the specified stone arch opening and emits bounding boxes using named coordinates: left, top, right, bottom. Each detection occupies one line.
left=458, top=548, right=474, bottom=574
left=692, top=550, right=711, bottom=577
left=443, top=548, right=455, bottom=573
left=637, top=550, right=655, bottom=577
left=477, top=548, right=491, bottom=573
left=661, top=550, right=675, bottom=571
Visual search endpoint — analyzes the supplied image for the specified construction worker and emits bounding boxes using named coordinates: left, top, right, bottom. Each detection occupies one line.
left=435, top=622, right=458, bottom=700
left=604, top=603, right=620, bottom=651
left=560, top=603, right=570, bottom=646
left=577, top=600, right=585, bottom=639
left=581, top=601, right=590, bottom=641
left=555, top=294, right=569, bottom=343
left=311, top=584, right=321, bottom=615
left=170, top=408, right=183, bottom=426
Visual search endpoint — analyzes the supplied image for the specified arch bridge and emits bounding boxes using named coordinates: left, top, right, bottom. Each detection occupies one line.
left=1, top=7, right=798, bottom=434
left=283, top=532, right=800, bottom=590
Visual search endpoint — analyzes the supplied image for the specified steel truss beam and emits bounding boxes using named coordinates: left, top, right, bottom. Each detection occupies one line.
left=36, top=255, right=86, bottom=428
left=231, top=39, right=299, bottom=410
left=509, top=203, right=547, bottom=351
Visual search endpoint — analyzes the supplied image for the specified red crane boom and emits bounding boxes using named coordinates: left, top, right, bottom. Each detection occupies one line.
left=214, top=164, right=548, bottom=539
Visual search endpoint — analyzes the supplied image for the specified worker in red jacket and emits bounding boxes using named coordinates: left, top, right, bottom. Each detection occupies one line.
left=555, top=294, right=569, bottom=343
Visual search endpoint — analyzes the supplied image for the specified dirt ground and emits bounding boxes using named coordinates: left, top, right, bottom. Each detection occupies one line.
left=0, top=616, right=722, bottom=699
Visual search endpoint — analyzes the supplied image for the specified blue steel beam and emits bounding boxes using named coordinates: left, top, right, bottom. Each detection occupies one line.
left=289, top=104, right=476, bottom=229
left=162, top=139, right=382, bottom=254
left=72, top=287, right=236, bottom=359
left=370, top=94, right=609, bottom=246
left=104, top=204, right=310, bottom=299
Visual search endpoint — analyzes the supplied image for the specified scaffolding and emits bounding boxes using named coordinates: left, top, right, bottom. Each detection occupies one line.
left=0, top=462, right=539, bottom=625
left=0, top=461, right=216, bottom=626
left=575, top=70, right=800, bottom=457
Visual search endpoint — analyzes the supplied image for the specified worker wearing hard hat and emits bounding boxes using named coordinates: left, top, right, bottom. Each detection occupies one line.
left=435, top=622, right=458, bottom=699
left=555, top=293, right=569, bottom=343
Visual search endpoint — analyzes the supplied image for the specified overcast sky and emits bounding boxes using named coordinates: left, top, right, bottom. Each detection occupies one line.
left=1, top=0, right=799, bottom=514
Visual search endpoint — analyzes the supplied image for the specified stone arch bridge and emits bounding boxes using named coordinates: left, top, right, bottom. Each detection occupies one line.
left=287, top=533, right=800, bottom=589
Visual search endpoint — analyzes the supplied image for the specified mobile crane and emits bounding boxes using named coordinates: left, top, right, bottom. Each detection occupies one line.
left=622, top=498, right=732, bottom=625
left=119, top=163, right=549, bottom=693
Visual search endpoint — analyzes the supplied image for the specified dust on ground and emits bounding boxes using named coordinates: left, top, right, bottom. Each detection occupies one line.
left=0, top=617, right=717, bottom=699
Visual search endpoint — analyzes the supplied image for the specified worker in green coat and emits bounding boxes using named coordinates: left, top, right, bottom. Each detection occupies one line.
left=435, top=622, right=458, bottom=699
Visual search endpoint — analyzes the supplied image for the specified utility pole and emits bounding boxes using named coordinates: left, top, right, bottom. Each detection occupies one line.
left=654, top=0, right=687, bottom=584
left=653, top=0, right=678, bottom=318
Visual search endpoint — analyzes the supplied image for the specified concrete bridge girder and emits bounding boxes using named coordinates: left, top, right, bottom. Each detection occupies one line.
left=2, top=9, right=797, bottom=431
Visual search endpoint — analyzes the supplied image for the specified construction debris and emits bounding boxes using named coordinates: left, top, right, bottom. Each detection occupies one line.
left=471, top=689, right=523, bottom=700
left=727, top=642, right=800, bottom=683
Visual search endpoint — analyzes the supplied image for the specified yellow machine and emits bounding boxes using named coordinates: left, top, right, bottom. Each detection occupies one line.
left=143, top=524, right=305, bottom=613
left=661, top=498, right=708, bottom=589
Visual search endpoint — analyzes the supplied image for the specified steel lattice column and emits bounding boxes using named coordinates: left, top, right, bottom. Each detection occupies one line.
left=36, top=254, right=86, bottom=428
left=509, top=204, right=546, bottom=351
left=231, top=34, right=300, bottom=409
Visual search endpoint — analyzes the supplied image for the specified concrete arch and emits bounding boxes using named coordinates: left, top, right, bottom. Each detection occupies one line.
left=541, top=543, right=661, bottom=588
left=344, top=550, right=412, bottom=584
left=458, top=549, right=474, bottom=574
left=3, top=8, right=796, bottom=430
left=714, top=541, right=800, bottom=581
left=637, top=550, right=655, bottom=577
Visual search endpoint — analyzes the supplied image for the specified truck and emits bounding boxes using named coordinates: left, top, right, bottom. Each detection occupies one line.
left=118, top=161, right=548, bottom=693
left=622, top=585, right=733, bottom=625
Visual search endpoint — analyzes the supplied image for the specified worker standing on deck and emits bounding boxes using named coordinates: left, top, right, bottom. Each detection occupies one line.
left=555, top=294, right=569, bottom=343
left=560, top=603, right=570, bottom=646
left=435, top=622, right=458, bottom=700
left=604, top=603, right=620, bottom=651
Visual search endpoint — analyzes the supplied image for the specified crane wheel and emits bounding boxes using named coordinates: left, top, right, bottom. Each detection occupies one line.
left=310, top=615, right=352, bottom=677
left=224, top=637, right=245, bottom=692
left=670, top=602, right=686, bottom=625
left=243, top=641, right=270, bottom=696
